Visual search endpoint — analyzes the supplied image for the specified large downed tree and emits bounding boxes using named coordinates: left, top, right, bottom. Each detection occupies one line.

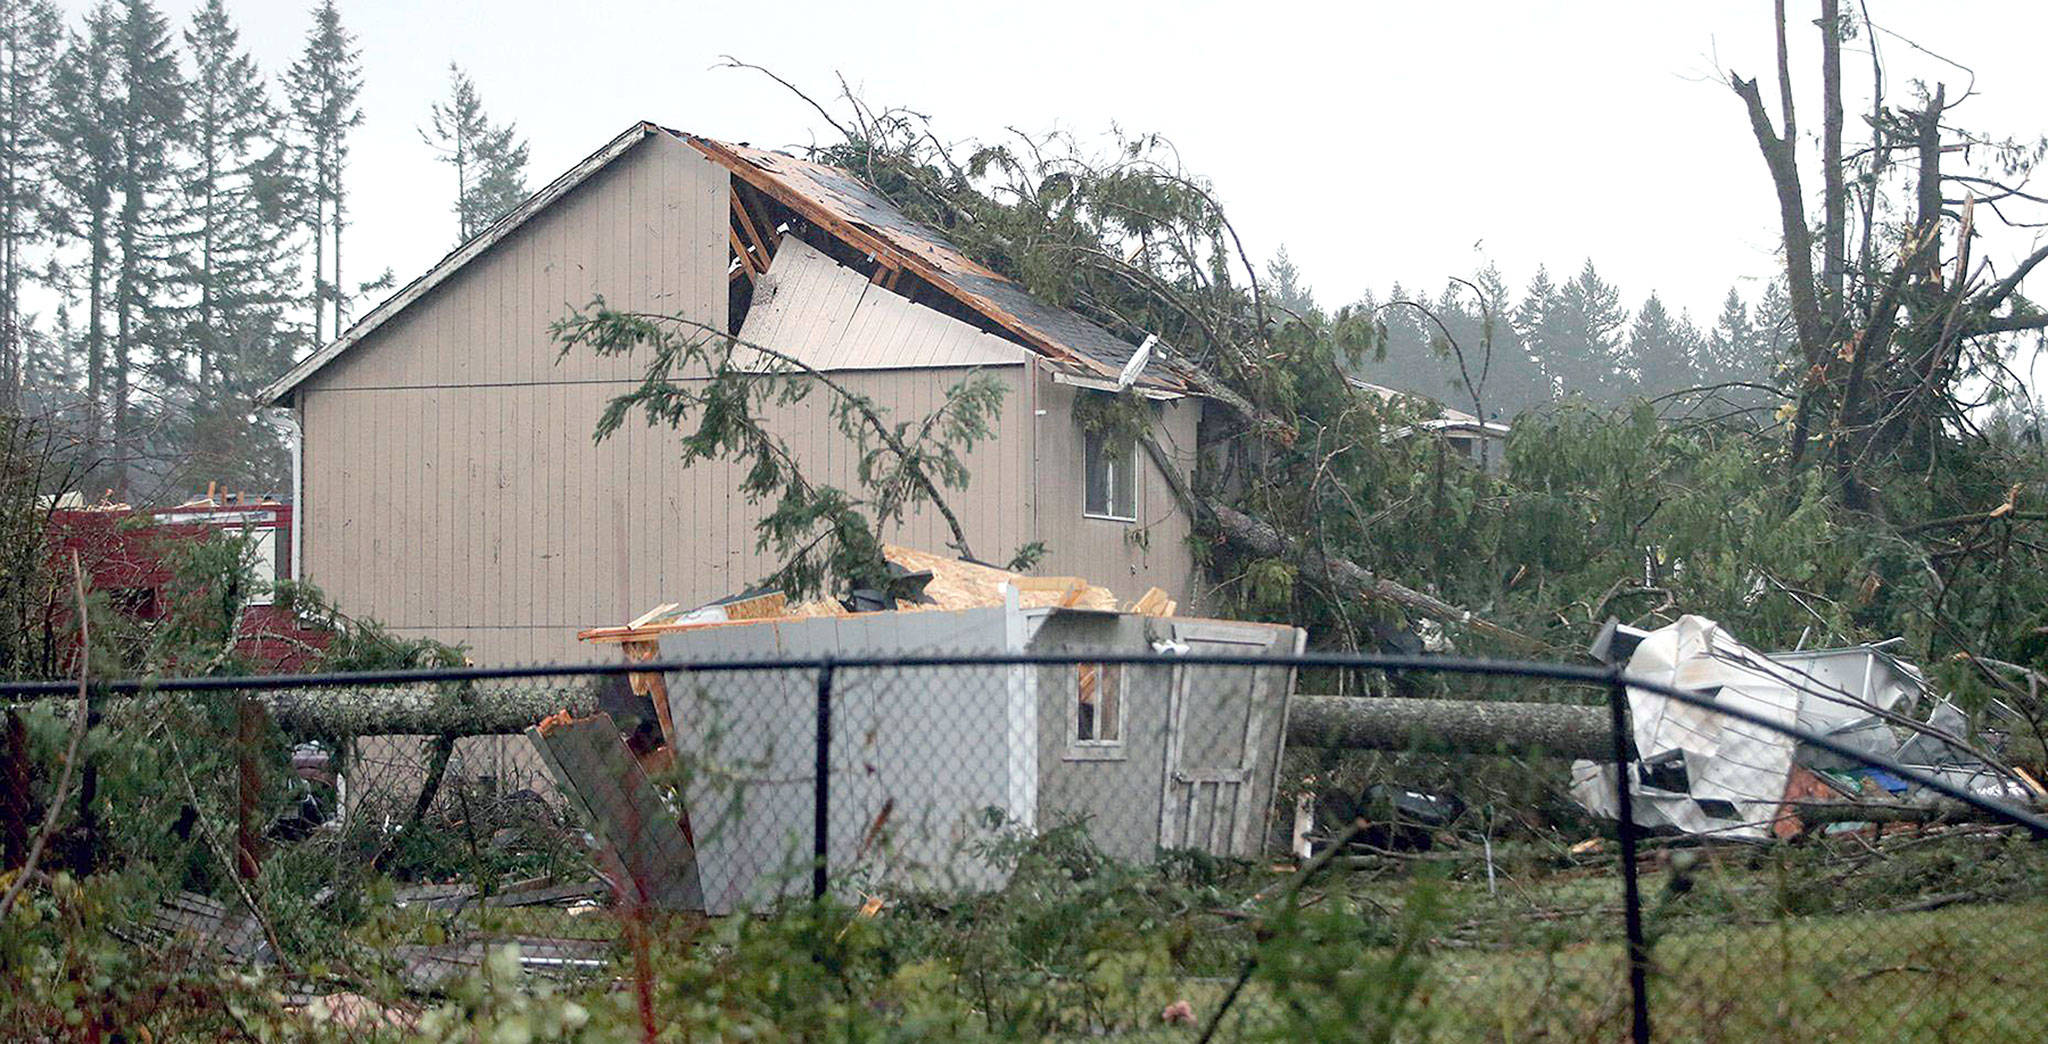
left=563, top=35, right=2048, bottom=704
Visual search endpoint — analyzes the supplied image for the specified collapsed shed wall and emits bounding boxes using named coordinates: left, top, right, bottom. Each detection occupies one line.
left=657, top=608, right=1026, bottom=914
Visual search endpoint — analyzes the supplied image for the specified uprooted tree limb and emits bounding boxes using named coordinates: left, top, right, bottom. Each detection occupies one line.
left=1204, top=501, right=1554, bottom=654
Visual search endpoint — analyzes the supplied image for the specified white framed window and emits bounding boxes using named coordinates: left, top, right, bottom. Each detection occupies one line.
left=1065, top=662, right=1126, bottom=761
left=1082, top=430, right=1137, bottom=521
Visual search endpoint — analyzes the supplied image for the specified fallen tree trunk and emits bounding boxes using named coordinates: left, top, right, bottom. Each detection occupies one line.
left=265, top=685, right=598, bottom=737
left=2, top=686, right=604, bottom=739
left=1287, top=694, right=1612, bottom=760
left=1204, top=500, right=1553, bottom=654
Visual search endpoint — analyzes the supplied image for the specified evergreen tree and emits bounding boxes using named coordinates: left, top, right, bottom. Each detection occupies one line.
left=1264, top=245, right=1316, bottom=319
left=1553, top=260, right=1629, bottom=399
left=108, top=0, right=184, bottom=482
left=0, top=0, right=61, bottom=407
left=1467, top=264, right=1541, bottom=418
left=1704, top=287, right=1754, bottom=382
left=421, top=62, right=529, bottom=243
left=1626, top=292, right=1705, bottom=398
left=177, top=0, right=293, bottom=491
left=283, top=0, right=361, bottom=345
left=47, top=3, right=122, bottom=439
left=1512, top=266, right=1568, bottom=402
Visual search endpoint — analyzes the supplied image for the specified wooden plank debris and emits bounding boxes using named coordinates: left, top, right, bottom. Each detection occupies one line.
left=628, top=602, right=681, bottom=629
left=527, top=712, right=703, bottom=912
left=577, top=545, right=1131, bottom=645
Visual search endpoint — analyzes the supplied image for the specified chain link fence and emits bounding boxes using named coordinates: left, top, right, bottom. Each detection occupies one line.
left=3, top=650, right=2044, bottom=1039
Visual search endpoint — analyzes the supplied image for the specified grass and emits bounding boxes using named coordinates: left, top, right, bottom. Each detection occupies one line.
left=1420, top=900, right=2047, bottom=1042
left=238, top=830, right=2048, bottom=1039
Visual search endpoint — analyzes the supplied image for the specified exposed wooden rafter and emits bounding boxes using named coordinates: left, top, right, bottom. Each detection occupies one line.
left=730, top=191, right=776, bottom=275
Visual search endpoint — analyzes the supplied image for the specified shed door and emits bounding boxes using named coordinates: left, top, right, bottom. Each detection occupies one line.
left=1159, top=622, right=1286, bottom=857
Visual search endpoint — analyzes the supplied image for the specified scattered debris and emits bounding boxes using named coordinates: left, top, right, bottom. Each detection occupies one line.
left=1573, top=615, right=2039, bottom=839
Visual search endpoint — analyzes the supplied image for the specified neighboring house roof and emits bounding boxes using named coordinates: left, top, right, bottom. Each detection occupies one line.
left=1346, top=377, right=1512, bottom=440
left=261, top=121, right=1170, bottom=406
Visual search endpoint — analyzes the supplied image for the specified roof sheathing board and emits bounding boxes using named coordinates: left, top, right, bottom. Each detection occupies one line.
left=682, top=134, right=1182, bottom=391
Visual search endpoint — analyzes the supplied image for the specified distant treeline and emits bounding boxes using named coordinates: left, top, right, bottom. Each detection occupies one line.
left=0, top=0, right=526, bottom=502
left=1267, top=250, right=1793, bottom=421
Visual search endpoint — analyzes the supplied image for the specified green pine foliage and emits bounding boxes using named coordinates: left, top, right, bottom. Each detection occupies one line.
left=421, top=63, right=531, bottom=244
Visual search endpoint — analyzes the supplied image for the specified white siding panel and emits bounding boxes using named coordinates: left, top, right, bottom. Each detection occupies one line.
left=736, top=238, right=1026, bottom=373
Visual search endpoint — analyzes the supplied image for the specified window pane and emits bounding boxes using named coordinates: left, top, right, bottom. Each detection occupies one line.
left=1077, top=663, right=1099, bottom=739
left=1098, top=665, right=1120, bottom=741
left=1083, top=431, right=1110, bottom=515
left=1109, top=442, right=1135, bottom=518
left=1076, top=663, right=1120, bottom=743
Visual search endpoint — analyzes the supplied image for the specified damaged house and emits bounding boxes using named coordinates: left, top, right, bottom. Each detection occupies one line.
left=260, top=122, right=1204, bottom=665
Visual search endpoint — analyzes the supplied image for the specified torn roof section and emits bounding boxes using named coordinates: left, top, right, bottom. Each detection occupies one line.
left=261, top=120, right=1181, bottom=406
left=733, top=238, right=1028, bottom=372
left=685, top=134, right=1165, bottom=385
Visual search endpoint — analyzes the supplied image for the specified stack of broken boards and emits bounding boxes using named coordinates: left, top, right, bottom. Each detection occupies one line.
left=576, top=544, right=1174, bottom=646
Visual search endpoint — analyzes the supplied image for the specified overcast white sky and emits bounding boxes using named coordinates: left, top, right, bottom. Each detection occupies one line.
left=66, top=1, right=2048, bottom=325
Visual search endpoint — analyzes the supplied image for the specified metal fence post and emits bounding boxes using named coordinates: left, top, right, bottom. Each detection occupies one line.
left=813, top=659, right=834, bottom=903
left=1607, top=669, right=1652, bottom=1044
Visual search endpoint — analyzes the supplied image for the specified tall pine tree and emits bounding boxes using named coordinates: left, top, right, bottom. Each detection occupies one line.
left=422, top=62, right=530, bottom=244
left=108, top=0, right=183, bottom=485
left=47, top=3, right=122, bottom=441
left=283, top=0, right=361, bottom=346
left=1512, top=266, right=1568, bottom=402
left=0, top=0, right=61, bottom=408
left=178, top=0, right=293, bottom=491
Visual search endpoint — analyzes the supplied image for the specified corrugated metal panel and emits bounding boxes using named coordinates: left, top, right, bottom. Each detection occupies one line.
left=736, top=238, right=1027, bottom=372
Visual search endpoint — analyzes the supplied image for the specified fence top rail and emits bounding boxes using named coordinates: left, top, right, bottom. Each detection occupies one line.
left=0, top=650, right=1622, bottom=694
left=6, top=650, right=2044, bottom=837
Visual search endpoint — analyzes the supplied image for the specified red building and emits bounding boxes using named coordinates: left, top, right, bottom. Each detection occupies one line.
left=45, top=494, right=328, bottom=674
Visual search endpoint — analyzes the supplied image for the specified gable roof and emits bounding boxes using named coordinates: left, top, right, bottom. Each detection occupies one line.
left=262, top=121, right=1173, bottom=406
left=260, top=122, right=663, bottom=405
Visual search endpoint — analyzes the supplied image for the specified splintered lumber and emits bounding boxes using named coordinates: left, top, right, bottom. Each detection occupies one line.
left=527, top=712, right=703, bottom=912
left=576, top=547, right=1131, bottom=647
left=1128, top=587, right=1172, bottom=616
left=1286, top=695, right=1613, bottom=761
left=880, top=546, right=1118, bottom=611
left=629, top=602, right=682, bottom=629
left=721, top=591, right=787, bottom=620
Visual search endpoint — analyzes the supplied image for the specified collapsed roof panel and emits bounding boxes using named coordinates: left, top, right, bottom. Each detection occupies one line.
left=735, top=238, right=1029, bottom=372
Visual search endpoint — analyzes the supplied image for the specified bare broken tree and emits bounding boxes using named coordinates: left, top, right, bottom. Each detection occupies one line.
left=1731, top=0, right=2048, bottom=506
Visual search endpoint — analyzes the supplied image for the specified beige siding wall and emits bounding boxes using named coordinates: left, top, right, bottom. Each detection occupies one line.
left=297, top=132, right=1200, bottom=665
left=1026, top=371, right=1201, bottom=608
left=303, top=364, right=1038, bottom=665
